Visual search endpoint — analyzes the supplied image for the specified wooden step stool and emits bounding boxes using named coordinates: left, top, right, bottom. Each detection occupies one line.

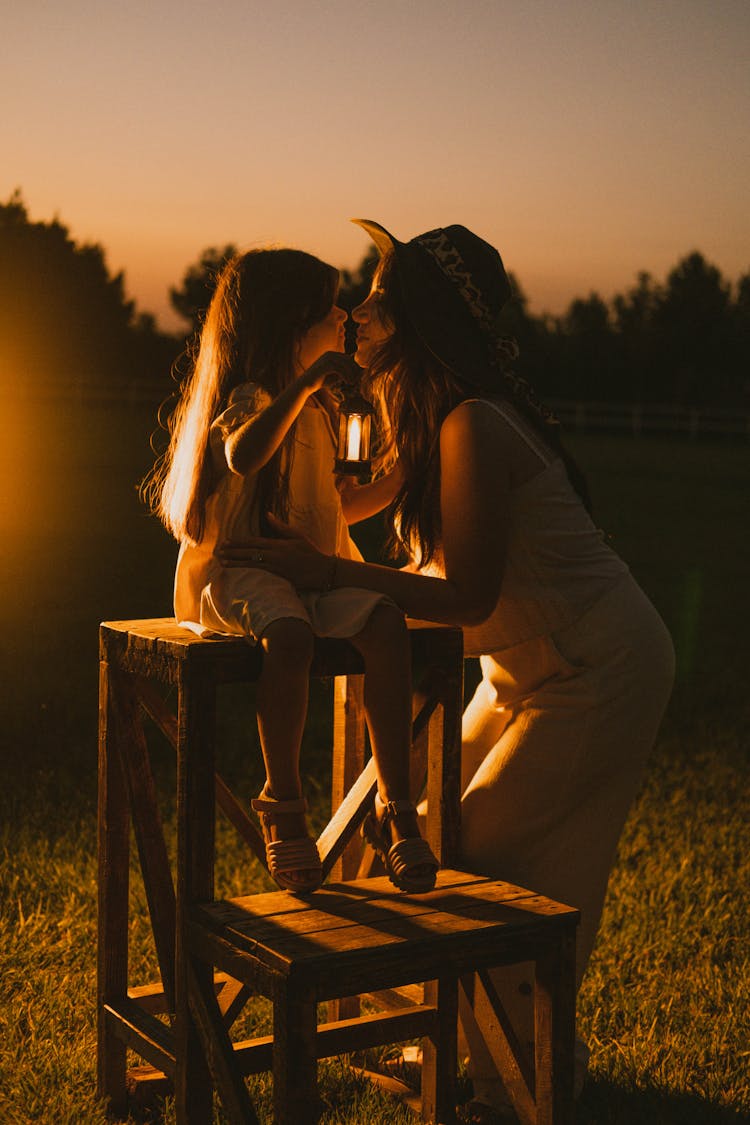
left=98, top=617, right=578, bottom=1125
left=190, top=871, right=578, bottom=1125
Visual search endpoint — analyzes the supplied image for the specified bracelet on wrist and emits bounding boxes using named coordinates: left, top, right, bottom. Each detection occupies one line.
left=322, top=554, right=338, bottom=592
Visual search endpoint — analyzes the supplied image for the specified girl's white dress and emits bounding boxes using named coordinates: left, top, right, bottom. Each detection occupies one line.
left=174, top=383, right=389, bottom=640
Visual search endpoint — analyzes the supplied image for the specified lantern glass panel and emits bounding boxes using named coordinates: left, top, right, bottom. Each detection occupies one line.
left=337, top=411, right=371, bottom=464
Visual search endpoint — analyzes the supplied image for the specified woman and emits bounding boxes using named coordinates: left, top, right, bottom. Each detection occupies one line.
left=219, top=220, right=675, bottom=1118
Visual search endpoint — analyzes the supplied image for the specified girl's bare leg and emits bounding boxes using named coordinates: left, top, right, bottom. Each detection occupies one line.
left=256, top=617, right=315, bottom=882
left=349, top=605, right=423, bottom=847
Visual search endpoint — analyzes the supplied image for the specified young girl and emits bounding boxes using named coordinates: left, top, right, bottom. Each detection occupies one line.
left=144, top=247, right=438, bottom=895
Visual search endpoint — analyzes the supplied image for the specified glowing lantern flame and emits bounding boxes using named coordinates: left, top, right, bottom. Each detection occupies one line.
left=346, top=414, right=363, bottom=461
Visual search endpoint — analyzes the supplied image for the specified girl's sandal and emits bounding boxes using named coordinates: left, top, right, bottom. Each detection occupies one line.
left=362, top=794, right=439, bottom=894
left=251, top=793, right=323, bottom=894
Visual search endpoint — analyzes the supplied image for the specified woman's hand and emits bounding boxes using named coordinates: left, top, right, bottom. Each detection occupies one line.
left=217, top=514, right=332, bottom=589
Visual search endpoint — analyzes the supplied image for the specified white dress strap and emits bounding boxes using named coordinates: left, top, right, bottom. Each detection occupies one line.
left=465, top=398, right=555, bottom=466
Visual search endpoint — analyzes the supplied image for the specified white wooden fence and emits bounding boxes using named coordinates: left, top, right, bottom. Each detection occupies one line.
left=544, top=400, right=748, bottom=439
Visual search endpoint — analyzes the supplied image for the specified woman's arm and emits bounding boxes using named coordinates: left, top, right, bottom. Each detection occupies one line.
left=220, top=401, right=510, bottom=627
left=338, top=464, right=405, bottom=525
left=333, top=401, right=509, bottom=623
left=226, top=352, right=355, bottom=476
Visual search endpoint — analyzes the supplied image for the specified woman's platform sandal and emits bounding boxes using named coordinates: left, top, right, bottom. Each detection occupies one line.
left=251, top=793, right=323, bottom=894
left=362, top=794, right=439, bottom=894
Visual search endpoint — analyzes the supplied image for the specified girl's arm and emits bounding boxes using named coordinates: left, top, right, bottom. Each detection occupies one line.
left=220, top=401, right=509, bottom=627
left=338, top=463, right=405, bottom=525
left=225, top=352, right=354, bottom=476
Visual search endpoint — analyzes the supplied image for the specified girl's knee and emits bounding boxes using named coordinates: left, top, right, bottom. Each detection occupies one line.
left=355, top=603, right=408, bottom=653
left=261, top=617, right=314, bottom=665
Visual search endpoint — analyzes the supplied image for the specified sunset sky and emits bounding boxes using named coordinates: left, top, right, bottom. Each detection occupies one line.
left=3, top=0, right=749, bottom=332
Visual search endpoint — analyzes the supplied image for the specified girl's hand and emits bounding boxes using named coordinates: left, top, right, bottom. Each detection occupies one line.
left=217, top=514, right=331, bottom=588
left=302, top=351, right=360, bottom=393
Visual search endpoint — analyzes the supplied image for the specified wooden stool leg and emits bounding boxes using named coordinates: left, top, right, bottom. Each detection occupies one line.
left=330, top=673, right=367, bottom=883
left=274, top=981, right=319, bottom=1125
left=175, top=670, right=216, bottom=1124
left=111, top=670, right=176, bottom=1009
left=534, top=931, right=576, bottom=1125
left=187, top=961, right=260, bottom=1125
left=97, top=660, right=130, bottom=1116
left=422, top=975, right=458, bottom=1125
left=425, top=634, right=463, bottom=867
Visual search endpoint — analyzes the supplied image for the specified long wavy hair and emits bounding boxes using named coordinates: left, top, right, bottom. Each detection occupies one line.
left=143, top=248, right=338, bottom=544
left=362, top=251, right=591, bottom=567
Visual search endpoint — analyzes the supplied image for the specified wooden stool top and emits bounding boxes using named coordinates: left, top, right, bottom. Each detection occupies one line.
left=192, top=869, right=579, bottom=1000
left=100, top=616, right=462, bottom=685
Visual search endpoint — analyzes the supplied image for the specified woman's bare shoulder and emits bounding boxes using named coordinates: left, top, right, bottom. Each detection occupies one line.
left=440, top=398, right=545, bottom=482
left=440, top=398, right=511, bottom=445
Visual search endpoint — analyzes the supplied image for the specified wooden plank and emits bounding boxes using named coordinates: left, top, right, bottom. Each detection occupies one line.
left=422, top=975, right=458, bottom=1125
left=326, top=668, right=369, bottom=1013
left=125, top=1064, right=172, bottom=1107
left=461, top=971, right=536, bottom=1125
left=200, top=889, right=576, bottom=970
left=230, top=1006, right=438, bottom=1076
left=187, top=921, right=275, bottom=996
left=187, top=961, right=260, bottom=1125
left=361, top=984, right=424, bottom=1011
left=273, top=980, right=319, bottom=1125
left=534, top=930, right=577, bottom=1125
left=135, top=673, right=268, bottom=863
left=97, top=659, right=130, bottom=1114
left=425, top=633, right=463, bottom=867
left=217, top=976, right=251, bottom=1026
left=205, top=894, right=442, bottom=946
left=409, top=677, right=431, bottom=799
left=302, top=923, right=578, bottom=1002
left=329, top=673, right=367, bottom=883
left=318, top=753, right=376, bottom=880
left=100, top=619, right=456, bottom=685
left=174, top=665, right=216, bottom=1125
left=128, top=981, right=171, bottom=1016
left=127, top=973, right=245, bottom=1018
left=104, top=998, right=176, bottom=1078
left=221, top=868, right=491, bottom=917
left=100, top=619, right=262, bottom=685
left=109, top=669, right=177, bottom=1011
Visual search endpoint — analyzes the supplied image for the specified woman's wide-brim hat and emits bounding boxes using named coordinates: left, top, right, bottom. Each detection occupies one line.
left=351, top=218, right=513, bottom=381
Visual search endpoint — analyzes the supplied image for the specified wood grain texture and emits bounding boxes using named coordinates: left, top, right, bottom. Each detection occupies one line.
left=110, top=668, right=177, bottom=1010
left=97, top=659, right=130, bottom=1113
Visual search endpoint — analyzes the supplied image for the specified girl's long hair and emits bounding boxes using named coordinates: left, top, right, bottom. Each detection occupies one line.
left=363, top=251, right=591, bottom=567
left=143, top=248, right=338, bottom=544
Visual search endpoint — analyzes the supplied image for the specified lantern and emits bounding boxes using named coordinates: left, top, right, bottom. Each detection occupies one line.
left=334, top=389, right=374, bottom=481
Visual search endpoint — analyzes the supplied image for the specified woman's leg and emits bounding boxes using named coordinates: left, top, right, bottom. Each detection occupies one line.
left=459, top=582, right=675, bottom=1106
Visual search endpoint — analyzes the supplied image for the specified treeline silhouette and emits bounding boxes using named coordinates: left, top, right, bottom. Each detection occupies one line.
left=2, top=192, right=748, bottom=408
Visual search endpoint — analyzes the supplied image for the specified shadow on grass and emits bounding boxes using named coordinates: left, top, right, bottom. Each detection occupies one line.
left=578, top=1078, right=750, bottom=1124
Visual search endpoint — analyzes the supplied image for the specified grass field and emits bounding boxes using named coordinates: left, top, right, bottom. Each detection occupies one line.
left=0, top=398, right=748, bottom=1123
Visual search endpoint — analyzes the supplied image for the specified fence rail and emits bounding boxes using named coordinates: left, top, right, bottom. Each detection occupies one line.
left=545, top=399, right=749, bottom=438
left=11, top=377, right=750, bottom=439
